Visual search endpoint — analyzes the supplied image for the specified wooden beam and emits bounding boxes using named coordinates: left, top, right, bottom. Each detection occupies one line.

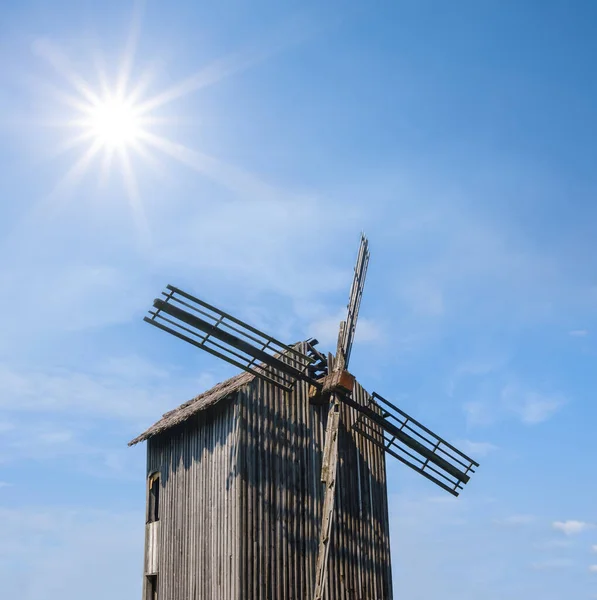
left=320, top=398, right=340, bottom=483
left=313, top=325, right=347, bottom=600
left=313, top=397, right=340, bottom=600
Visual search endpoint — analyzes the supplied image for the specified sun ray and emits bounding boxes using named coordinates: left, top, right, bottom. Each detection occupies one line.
left=117, top=146, right=150, bottom=243
left=128, top=139, right=167, bottom=179
left=138, top=130, right=219, bottom=173
left=91, top=51, right=113, bottom=100
left=53, top=138, right=103, bottom=197
left=126, top=63, right=161, bottom=106
left=98, top=147, right=116, bottom=188
left=32, top=38, right=101, bottom=106
left=29, top=138, right=105, bottom=224
left=116, top=0, right=145, bottom=99
left=138, top=130, right=279, bottom=201
left=25, top=74, right=97, bottom=117
left=135, top=20, right=315, bottom=115
left=50, top=130, right=97, bottom=159
left=136, top=51, right=258, bottom=115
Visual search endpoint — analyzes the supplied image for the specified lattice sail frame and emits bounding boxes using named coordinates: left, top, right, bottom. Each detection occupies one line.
left=348, top=392, right=479, bottom=496
left=145, top=285, right=316, bottom=392
left=340, top=233, right=370, bottom=366
left=141, top=237, right=480, bottom=498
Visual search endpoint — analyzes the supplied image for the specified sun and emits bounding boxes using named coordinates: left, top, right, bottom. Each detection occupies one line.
left=86, top=95, right=143, bottom=150
left=32, top=27, right=270, bottom=236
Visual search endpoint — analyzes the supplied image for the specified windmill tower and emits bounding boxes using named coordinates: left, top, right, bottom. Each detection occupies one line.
left=129, top=235, right=478, bottom=600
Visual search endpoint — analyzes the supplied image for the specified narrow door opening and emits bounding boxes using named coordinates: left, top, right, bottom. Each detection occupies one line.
left=147, top=472, right=160, bottom=523
left=146, top=575, right=158, bottom=600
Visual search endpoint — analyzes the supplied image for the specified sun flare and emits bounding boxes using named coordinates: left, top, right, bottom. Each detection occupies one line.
left=34, top=28, right=261, bottom=237
left=86, top=96, right=143, bottom=150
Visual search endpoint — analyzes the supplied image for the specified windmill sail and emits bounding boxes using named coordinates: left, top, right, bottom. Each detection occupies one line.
left=346, top=392, right=479, bottom=496
left=145, top=285, right=315, bottom=392
left=340, top=233, right=370, bottom=367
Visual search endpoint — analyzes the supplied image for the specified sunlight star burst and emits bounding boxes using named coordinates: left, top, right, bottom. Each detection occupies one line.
left=33, top=34, right=173, bottom=238
left=33, top=28, right=279, bottom=237
left=86, top=95, right=143, bottom=150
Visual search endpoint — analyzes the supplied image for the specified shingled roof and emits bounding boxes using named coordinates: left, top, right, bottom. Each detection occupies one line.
left=128, top=369, right=255, bottom=446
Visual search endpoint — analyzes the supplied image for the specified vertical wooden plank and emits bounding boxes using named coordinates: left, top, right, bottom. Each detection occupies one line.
left=275, top=384, right=283, bottom=600
left=263, top=380, right=272, bottom=600
left=282, top=382, right=290, bottom=600
left=341, top=408, right=351, bottom=598
left=257, top=381, right=265, bottom=600
left=240, top=391, right=247, bottom=600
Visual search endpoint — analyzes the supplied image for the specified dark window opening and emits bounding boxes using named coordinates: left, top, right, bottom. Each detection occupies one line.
left=146, top=575, right=158, bottom=600
left=147, top=473, right=160, bottom=523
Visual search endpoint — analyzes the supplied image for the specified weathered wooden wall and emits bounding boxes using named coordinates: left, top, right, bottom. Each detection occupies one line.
left=144, top=372, right=392, bottom=599
left=238, top=377, right=392, bottom=600
left=145, top=397, right=241, bottom=599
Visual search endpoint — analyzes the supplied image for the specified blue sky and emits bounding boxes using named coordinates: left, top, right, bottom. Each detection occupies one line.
left=1, top=1, right=596, bottom=598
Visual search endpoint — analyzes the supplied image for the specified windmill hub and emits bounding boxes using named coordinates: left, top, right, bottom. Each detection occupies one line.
left=321, top=370, right=355, bottom=395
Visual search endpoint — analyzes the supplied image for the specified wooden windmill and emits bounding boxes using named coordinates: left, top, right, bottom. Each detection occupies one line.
left=130, top=235, right=479, bottom=600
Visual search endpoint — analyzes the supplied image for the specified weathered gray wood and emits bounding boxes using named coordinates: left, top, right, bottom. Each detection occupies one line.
left=313, top=398, right=340, bottom=600
left=145, top=521, right=159, bottom=575
left=140, top=347, right=392, bottom=600
left=313, top=324, right=347, bottom=600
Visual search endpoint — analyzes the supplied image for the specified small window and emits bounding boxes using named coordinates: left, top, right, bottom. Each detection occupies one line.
left=147, top=472, right=160, bottom=523
left=146, top=575, right=158, bottom=600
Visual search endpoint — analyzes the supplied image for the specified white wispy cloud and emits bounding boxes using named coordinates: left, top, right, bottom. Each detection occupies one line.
left=150, top=196, right=363, bottom=300
left=552, top=520, right=594, bottom=536
left=495, top=514, right=536, bottom=526
left=446, top=354, right=509, bottom=397
left=534, top=538, right=573, bottom=550
left=0, top=422, right=89, bottom=467
left=0, top=184, right=366, bottom=357
left=462, top=400, right=495, bottom=427
left=0, top=356, right=217, bottom=422
left=589, top=565, right=597, bottom=573
left=398, top=278, right=445, bottom=317
left=453, top=439, right=498, bottom=457
left=531, top=558, right=574, bottom=570
left=0, top=506, right=142, bottom=600
left=388, top=491, right=472, bottom=535
left=569, top=329, right=589, bottom=337
left=0, top=421, right=15, bottom=433
left=501, top=384, right=565, bottom=424
left=591, top=544, right=597, bottom=553
left=309, top=309, right=383, bottom=348
left=370, top=181, right=570, bottom=326
left=385, top=491, right=538, bottom=595
left=0, top=354, right=223, bottom=475
left=0, top=262, right=152, bottom=351
left=464, top=382, right=565, bottom=427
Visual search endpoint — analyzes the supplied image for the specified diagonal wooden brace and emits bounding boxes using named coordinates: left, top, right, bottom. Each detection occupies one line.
left=313, top=324, right=347, bottom=600
left=313, top=396, right=340, bottom=600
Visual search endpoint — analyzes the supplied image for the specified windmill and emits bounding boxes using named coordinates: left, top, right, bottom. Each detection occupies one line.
left=137, top=234, right=479, bottom=600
